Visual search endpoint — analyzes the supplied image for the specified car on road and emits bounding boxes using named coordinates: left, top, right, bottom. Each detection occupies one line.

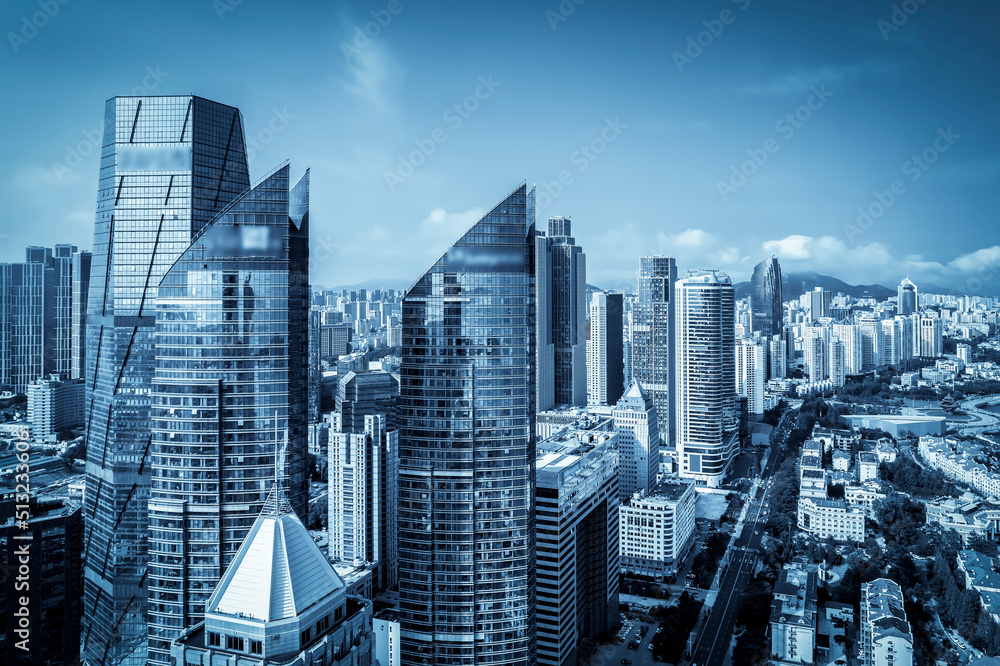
left=621, top=660, right=631, bottom=665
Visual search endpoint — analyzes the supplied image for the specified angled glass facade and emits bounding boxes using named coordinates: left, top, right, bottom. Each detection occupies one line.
left=145, top=165, right=310, bottom=664
left=750, top=256, right=782, bottom=338
left=633, top=256, right=676, bottom=448
left=83, top=95, right=251, bottom=666
left=398, top=184, right=537, bottom=666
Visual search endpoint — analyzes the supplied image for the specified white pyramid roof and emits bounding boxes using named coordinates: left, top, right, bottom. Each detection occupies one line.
left=205, top=486, right=345, bottom=623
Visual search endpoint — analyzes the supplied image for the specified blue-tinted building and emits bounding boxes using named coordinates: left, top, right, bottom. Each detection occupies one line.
left=145, top=164, right=310, bottom=663
left=633, top=256, right=677, bottom=448
left=83, top=95, right=251, bottom=665
left=750, top=256, right=782, bottom=339
left=397, top=183, right=537, bottom=666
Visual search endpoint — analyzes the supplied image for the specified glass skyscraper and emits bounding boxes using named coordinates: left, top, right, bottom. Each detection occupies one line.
left=83, top=95, right=251, bottom=665
left=535, top=216, right=586, bottom=410
left=146, top=164, right=310, bottom=664
left=398, top=183, right=537, bottom=666
left=675, top=270, right=737, bottom=488
left=750, top=256, right=782, bottom=338
left=633, top=256, right=676, bottom=448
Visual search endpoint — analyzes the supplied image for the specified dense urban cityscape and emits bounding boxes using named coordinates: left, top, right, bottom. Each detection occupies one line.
left=2, top=2, right=1000, bottom=666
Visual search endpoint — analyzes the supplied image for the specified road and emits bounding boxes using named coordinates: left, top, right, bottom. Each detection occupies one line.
left=689, top=416, right=788, bottom=666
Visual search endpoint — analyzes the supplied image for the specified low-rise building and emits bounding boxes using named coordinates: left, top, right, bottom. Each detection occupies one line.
left=797, top=498, right=864, bottom=542
left=857, top=451, right=879, bottom=483
left=860, top=579, right=913, bottom=666
left=770, top=565, right=818, bottom=665
left=619, top=480, right=697, bottom=578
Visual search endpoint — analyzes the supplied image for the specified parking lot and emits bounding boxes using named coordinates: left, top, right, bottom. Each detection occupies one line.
left=585, top=614, right=661, bottom=666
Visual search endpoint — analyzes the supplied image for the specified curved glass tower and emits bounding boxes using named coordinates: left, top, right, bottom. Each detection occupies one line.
left=750, top=256, right=782, bottom=338
left=83, top=96, right=251, bottom=665
left=398, top=183, right=537, bottom=666
left=145, top=164, right=310, bottom=663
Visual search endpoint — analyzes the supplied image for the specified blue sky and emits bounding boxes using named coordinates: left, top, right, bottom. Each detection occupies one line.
left=2, top=0, right=999, bottom=293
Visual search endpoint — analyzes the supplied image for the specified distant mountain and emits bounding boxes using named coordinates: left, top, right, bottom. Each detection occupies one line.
left=315, top=278, right=413, bottom=293
left=734, top=272, right=895, bottom=301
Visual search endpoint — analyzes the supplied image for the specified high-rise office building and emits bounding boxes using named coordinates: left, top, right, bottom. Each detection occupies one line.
left=336, top=369, right=398, bottom=433
left=675, top=271, right=737, bottom=487
left=398, top=183, right=536, bottom=666
left=918, top=316, right=943, bottom=357
left=735, top=337, right=766, bottom=416
left=48, top=244, right=77, bottom=377
left=146, top=164, right=310, bottom=664
left=71, top=249, right=92, bottom=379
left=803, top=326, right=828, bottom=382
left=0, top=497, right=83, bottom=666
left=808, top=287, right=831, bottom=322
left=633, top=256, right=677, bottom=447
left=587, top=291, right=624, bottom=405
left=768, top=334, right=787, bottom=380
left=613, top=380, right=661, bottom=501
left=832, top=323, right=863, bottom=375
left=536, top=216, right=586, bottom=410
left=897, top=277, right=918, bottom=316
left=535, top=427, right=620, bottom=666
left=829, top=336, right=846, bottom=387
left=860, top=316, right=883, bottom=371
left=329, top=413, right=399, bottom=593
left=335, top=369, right=399, bottom=593
left=0, top=254, right=45, bottom=392
left=83, top=95, right=252, bottom=666
left=750, top=257, right=783, bottom=338
left=882, top=316, right=914, bottom=366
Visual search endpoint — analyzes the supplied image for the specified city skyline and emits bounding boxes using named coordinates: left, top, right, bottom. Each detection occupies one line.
left=2, top=1, right=1000, bottom=293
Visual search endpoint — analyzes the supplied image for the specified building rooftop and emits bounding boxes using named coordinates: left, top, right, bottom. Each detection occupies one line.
left=205, top=486, right=345, bottom=623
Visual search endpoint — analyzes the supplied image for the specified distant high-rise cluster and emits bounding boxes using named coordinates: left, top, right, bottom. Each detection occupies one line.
left=0, top=244, right=90, bottom=392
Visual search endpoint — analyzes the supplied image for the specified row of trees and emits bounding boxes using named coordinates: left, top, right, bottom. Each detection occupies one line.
left=648, top=592, right=702, bottom=663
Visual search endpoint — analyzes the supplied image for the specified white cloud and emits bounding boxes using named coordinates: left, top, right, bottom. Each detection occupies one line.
left=339, top=44, right=401, bottom=115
